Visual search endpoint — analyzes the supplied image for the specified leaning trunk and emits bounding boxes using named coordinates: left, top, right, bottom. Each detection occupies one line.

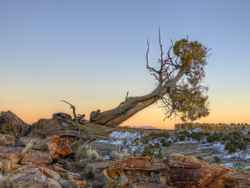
left=92, top=72, right=183, bottom=127
left=93, top=94, right=159, bottom=127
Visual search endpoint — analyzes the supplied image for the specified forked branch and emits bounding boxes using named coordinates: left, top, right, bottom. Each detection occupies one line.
left=61, top=100, right=77, bottom=119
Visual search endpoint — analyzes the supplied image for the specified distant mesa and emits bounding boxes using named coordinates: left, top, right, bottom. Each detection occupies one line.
left=126, top=125, right=156, bottom=129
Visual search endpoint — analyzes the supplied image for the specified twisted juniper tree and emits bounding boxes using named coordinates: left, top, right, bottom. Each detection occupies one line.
left=90, top=31, right=209, bottom=127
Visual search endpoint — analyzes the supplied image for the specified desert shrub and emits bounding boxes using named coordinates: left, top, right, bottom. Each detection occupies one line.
left=142, top=132, right=170, bottom=145
left=142, top=145, right=163, bottom=158
left=225, top=142, right=237, bottom=153
left=196, top=156, right=203, bottom=160
left=75, top=146, right=101, bottom=161
left=81, top=164, right=95, bottom=180
left=176, top=130, right=190, bottom=141
left=86, top=148, right=101, bottom=160
left=213, top=156, right=221, bottom=163
left=190, top=132, right=204, bottom=141
left=223, top=131, right=248, bottom=153
left=160, top=138, right=171, bottom=147
left=143, top=145, right=155, bottom=156
left=225, top=139, right=247, bottom=153
left=206, top=133, right=222, bottom=143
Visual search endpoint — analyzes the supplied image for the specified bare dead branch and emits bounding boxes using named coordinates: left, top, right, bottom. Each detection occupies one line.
left=146, top=39, right=150, bottom=67
left=158, top=29, right=164, bottom=72
left=146, top=40, right=160, bottom=80
left=61, top=100, right=77, bottom=119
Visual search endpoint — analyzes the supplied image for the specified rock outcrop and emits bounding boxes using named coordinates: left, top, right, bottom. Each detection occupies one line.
left=104, top=153, right=250, bottom=188
left=30, top=113, right=74, bottom=137
left=1, top=111, right=250, bottom=188
left=0, top=111, right=30, bottom=137
left=48, top=135, right=73, bottom=160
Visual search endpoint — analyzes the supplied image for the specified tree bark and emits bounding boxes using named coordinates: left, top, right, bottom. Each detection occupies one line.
left=92, top=71, right=184, bottom=127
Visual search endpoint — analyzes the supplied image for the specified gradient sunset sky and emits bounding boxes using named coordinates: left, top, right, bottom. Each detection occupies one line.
left=1, top=0, right=250, bottom=129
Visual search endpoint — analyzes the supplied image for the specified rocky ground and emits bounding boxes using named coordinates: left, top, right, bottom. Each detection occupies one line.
left=1, top=111, right=250, bottom=187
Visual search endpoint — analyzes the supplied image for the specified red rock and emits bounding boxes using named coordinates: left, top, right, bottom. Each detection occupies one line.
left=133, top=183, right=172, bottom=188
left=219, top=171, right=250, bottom=188
left=6, top=165, right=62, bottom=188
left=104, top=153, right=250, bottom=188
left=22, top=150, right=52, bottom=165
left=165, top=153, right=233, bottom=188
left=104, top=156, right=167, bottom=188
left=47, top=135, right=72, bottom=160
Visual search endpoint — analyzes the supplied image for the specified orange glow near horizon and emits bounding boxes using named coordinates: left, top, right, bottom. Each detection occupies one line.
left=3, top=96, right=250, bottom=130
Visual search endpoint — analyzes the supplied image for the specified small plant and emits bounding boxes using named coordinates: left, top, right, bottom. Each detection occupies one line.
left=75, top=146, right=101, bottom=161
left=86, top=147, right=101, bottom=160
left=160, top=138, right=171, bottom=147
left=176, top=130, right=190, bottom=141
left=213, top=156, right=221, bottom=163
left=190, top=132, right=203, bottom=141
left=225, top=140, right=247, bottom=153
left=81, top=164, right=95, bottom=180
left=142, top=145, right=155, bottom=156
left=223, top=131, right=248, bottom=153
left=206, top=133, right=222, bottom=143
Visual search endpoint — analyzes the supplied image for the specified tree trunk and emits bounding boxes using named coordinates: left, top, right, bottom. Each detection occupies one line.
left=92, top=72, right=184, bottom=127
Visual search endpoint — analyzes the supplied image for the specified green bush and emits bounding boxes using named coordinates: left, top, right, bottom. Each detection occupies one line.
left=206, top=133, right=222, bottom=143
left=190, top=132, right=203, bottom=141
left=225, top=139, right=247, bottom=153
left=176, top=130, right=190, bottom=141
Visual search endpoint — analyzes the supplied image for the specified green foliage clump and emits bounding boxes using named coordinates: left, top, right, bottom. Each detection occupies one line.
left=159, top=138, right=171, bottom=147
left=224, top=132, right=248, bottom=153
left=169, top=86, right=209, bottom=122
left=206, top=133, right=223, bottom=143
left=213, top=156, right=221, bottom=163
left=176, top=129, right=190, bottom=141
left=173, top=39, right=207, bottom=67
left=142, top=145, right=154, bottom=156
left=190, top=131, right=204, bottom=141
left=206, top=131, right=249, bottom=153
left=165, top=39, right=209, bottom=122
left=142, top=145, right=163, bottom=159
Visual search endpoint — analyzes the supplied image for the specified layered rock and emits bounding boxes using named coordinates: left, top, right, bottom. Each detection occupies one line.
left=30, top=113, right=74, bottom=137
left=0, top=111, right=30, bottom=137
left=1, top=111, right=250, bottom=188
left=0, top=135, right=86, bottom=188
left=104, top=153, right=250, bottom=188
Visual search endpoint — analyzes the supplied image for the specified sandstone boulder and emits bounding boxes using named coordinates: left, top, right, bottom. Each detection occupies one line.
left=48, top=135, right=73, bottom=160
left=104, top=153, right=250, bottom=188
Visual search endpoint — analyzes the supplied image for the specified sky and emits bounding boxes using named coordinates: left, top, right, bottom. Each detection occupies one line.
left=1, top=0, right=250, bottom=129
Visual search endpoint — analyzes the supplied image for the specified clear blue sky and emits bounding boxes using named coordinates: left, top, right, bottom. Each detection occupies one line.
left=1, top=0, right=250, bottom=128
